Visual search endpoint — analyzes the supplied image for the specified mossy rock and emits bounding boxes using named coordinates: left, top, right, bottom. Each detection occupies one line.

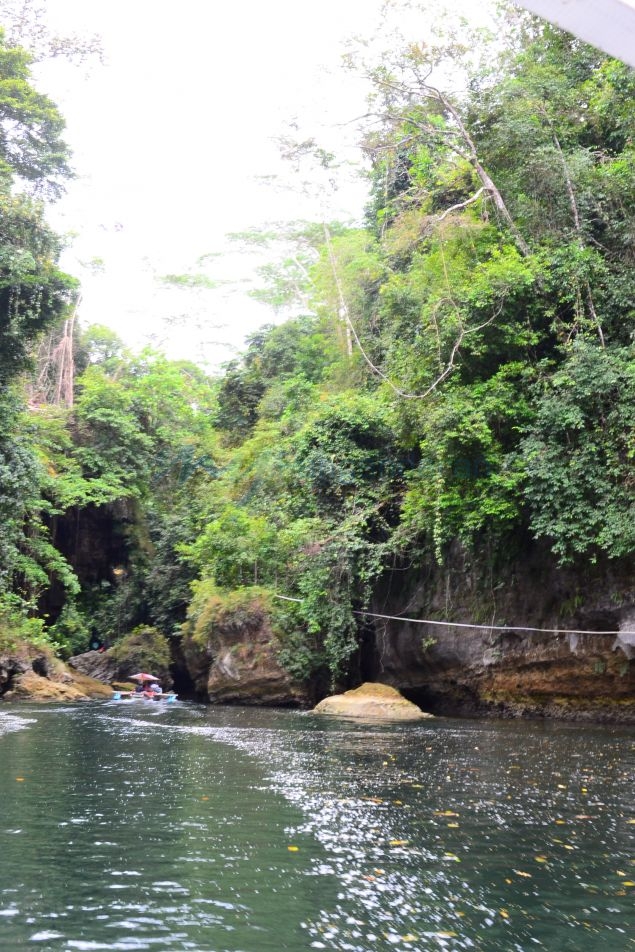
left=313, top=682, right=433, bottom=721
left=110, top=626, right=171, bottom=685
left=5, top=671, right=83, bottom=701
left=69, top=671, right=114, bottom=699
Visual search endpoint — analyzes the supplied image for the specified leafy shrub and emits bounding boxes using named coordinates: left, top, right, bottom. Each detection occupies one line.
left=109, top=625, right=171, bottom=681
left=0, top=595, right=47, bottom=652
left=183, top=581, right=272, bottom=649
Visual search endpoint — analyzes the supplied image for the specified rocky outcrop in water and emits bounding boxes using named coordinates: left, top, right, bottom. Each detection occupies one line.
left=68, top=628, right=174, bottom=691
left=314, top=682, right=433, bottom=720
left=182, top=594, right=307, bottom=706
left=0, top=644, right=112, bottom=701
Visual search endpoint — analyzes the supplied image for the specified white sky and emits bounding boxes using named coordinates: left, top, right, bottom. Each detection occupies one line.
left=28, top=0, right=486, bottom=367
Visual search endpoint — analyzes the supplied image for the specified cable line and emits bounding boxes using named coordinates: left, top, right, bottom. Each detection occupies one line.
left=272, top=594, right=635, bottom=637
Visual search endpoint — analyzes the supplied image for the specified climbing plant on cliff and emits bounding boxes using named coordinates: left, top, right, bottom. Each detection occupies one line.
left=521, top=343, right=635, bottom=562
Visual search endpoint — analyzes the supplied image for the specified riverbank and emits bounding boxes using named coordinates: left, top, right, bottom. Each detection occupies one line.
left=2, top=636, right=634, bottom=724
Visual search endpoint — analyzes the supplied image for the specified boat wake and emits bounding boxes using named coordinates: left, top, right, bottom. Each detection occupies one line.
left=0, top=713, right=37, bottom=736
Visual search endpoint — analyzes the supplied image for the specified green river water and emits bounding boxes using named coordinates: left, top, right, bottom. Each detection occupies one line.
left=0, top=702, right=633, bottom=951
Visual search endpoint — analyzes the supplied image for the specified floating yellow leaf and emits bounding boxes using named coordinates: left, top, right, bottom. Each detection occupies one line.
left=287, top=845, right=299, bottom=852
left=513, top=870, right=532, bottom=878
left=534, top=856, right=548, bottom=863
left=447, top=822, right=460, bottom=828
left=435, top=811, right=459, bottom=817
left=401, top=935, right=417, bottom=942
left=389, top=839, right=408, bottom=847
left=622, top=881, right=635, bottom=886
left=435, top=932, right=458, bottom=938
left=15, top=777, right=25, bottom=782
left=500, top=909, right=509, bottom=919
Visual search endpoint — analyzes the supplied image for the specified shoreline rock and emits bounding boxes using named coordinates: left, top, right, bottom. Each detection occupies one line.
left=313, top=682, right=433, bottom=721
left=1, top=643, right=112, bottom=702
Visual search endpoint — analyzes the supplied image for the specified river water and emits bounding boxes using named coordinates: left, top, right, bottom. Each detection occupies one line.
left=0, top=702, right=633, bottom=952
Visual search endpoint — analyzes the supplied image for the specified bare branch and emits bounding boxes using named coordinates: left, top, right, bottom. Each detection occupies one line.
left=436, top=186, right=487, bottom=220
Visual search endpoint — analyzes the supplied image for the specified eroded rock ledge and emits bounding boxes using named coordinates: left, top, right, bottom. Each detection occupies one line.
left=364, top=557, right=635, bottom=723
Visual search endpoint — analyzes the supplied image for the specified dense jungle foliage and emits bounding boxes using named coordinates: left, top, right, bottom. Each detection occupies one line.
left=1, top=9, right=634, bottom=687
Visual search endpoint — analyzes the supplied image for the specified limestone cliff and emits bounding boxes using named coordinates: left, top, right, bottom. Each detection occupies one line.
left=361, top=546, right=635, bottom=722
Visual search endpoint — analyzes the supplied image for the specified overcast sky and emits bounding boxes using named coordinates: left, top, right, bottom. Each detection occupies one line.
left=30, top=0, right=485, bottom=367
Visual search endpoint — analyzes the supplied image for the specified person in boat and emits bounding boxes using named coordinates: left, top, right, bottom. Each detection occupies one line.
left=149, top=681, right=163, bottom=695
left=134, top=681, right=144, bottom=694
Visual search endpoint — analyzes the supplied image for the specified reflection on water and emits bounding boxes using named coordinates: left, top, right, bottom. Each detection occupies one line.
left=0, top=702, right=633, bottom=951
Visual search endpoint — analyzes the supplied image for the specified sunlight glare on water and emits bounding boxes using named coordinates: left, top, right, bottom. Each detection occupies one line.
left=0, top=702, right=633, bottom=951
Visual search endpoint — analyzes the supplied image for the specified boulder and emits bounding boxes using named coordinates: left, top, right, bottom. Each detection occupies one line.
left=182, top=587, right=307, bottom=706
left=1, top=644, right=113, bottom=701
left=68, top=649, right=118, bottom=684
left=313, top=682, right=432, bottom=721
left=207, top=639, right=306, bottom=706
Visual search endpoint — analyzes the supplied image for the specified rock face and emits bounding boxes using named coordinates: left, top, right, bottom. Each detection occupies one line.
left=0, top=644, right=112, bottom=701
left=361, top=546, right=635, bottom=723
left=69, top=630, right=175, bottom=692
left=68, top=649, right=117, bottom=684
left=182, top=601, right=307, bottom=706
left=314, top=682, right=432, bottom=721
left=206, top=639, right=305, bottom=705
